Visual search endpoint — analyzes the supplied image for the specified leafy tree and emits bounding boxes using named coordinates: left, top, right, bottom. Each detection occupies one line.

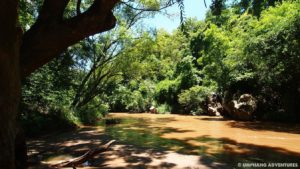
left=231, top=0, right=282, bottom=17
left=0, top=0, right=186, bottom=167
left=190, top=0, right=299, bottom=120
left=243, top=1, right=300, bottom=120
left=178, top=86, right=215, bottom=115
left=1, top=0, right=120, bottom=167
left=175, top=55, right=201, bottom=90
left=196, top=23, right=231, bottom=91
left=71, top=1, right=172, bottom=108
left=1, top=0, right=298, bottom=167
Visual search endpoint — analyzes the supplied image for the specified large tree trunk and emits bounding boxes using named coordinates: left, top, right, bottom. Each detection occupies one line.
left=0, top=0, right=20, bottom=168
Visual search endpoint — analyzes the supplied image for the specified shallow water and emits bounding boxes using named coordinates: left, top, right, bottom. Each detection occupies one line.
left=103, top=113, right=300, bottom=167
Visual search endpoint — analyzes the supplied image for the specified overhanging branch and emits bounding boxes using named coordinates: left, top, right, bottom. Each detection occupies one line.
left=20, top=0, right=120, bottom=78
left=38, top=0, right=70, bottom=23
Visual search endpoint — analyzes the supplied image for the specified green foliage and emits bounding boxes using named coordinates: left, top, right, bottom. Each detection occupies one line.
left=125, top=90, right=148, bottom=112
left=109, top=1, right=300, bottom=119
left=108, top=29, right=195, bottom=113
left=19, top=0, right=43, bottom=30
left=76, top=98, right=109, bottom=125
left=21, top=106, right=78, bottom=137
left=175, top=56, right=201, bottom=90
left=231, top=0, right=282, bottom=17
left=21, top=55, right=79, bottom=135
left=245, top=1, right=300, bottom=87
left=19, top=0, right=300, bottom=129
left=178, top=86, right=215, bottom=115
left=155, top=79, right=180, bottom=105
left=156, top=104, right=172, bottom=114
left=191, top=0, right=300, bottom=120
left=197, top=23, right=231, bottom=90
left=22, top=53, right=76, bottom=107
left=243, top=1, right=300, bottom=120
left=210, top=0, right=226, bottom=16
left=109, top=80, right=156, bottom=112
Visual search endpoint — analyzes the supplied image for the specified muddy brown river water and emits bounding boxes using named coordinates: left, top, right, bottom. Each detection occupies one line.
left=105, top=113, right=300, bottom=167
left=28, top=113, right=300, bottom=168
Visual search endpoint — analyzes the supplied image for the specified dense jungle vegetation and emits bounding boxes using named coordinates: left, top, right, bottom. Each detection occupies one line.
left=20, top=0, right=300, bottom=135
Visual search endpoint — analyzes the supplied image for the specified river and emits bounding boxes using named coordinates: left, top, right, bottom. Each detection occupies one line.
left=103, top=113, right=300, bottom=168
left=28, top=112, right=300, bottom=168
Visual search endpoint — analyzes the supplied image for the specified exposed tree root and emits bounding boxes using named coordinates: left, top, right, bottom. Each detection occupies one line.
left=52, top=140, right=115, bottom=168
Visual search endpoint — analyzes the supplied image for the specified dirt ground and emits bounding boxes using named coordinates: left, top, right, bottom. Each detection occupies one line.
left=27, top=127, right=228, bottom=169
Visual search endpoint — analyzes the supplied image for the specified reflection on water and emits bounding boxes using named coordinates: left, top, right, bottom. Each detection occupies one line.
left=102, top=113, right=300, bottom=168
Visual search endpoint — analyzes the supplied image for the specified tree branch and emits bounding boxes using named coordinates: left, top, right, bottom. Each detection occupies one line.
left=77, top=0, right=82, bottom=15
left=20, top=0, right=120, bottom=78
left=52, top=140, right=116, bottom=168
left=38, top=0, right=70, bottom=23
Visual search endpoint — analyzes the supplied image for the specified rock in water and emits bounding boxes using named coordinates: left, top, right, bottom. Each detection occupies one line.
left=149, top=106, right=157, bottom=114
left=230, top=94, right=257, bottom=120
left=207, top=93, right=223, bottom=116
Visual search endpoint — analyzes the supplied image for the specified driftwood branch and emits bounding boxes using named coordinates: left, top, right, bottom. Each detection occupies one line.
left=52, top=140, right=116, bottom=168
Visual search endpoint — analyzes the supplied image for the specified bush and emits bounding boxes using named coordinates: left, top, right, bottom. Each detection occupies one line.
left=175, top=55, right=200, bottom=90
left=178, top=86, right=215, bottom=115
left=21, top=105, right=78, bottom=137
left=76, top=100, right=109, bottom=125
left=125, top=91, right=148, bottom=112
left=155, top=79, right=180, bottom=107
left=109, top=80, right=156, bottom=112
left=156, top=104, right=172, bottom=114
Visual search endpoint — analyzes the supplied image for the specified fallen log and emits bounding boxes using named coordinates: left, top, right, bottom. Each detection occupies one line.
left=52, top=140, right=116, bottom=168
